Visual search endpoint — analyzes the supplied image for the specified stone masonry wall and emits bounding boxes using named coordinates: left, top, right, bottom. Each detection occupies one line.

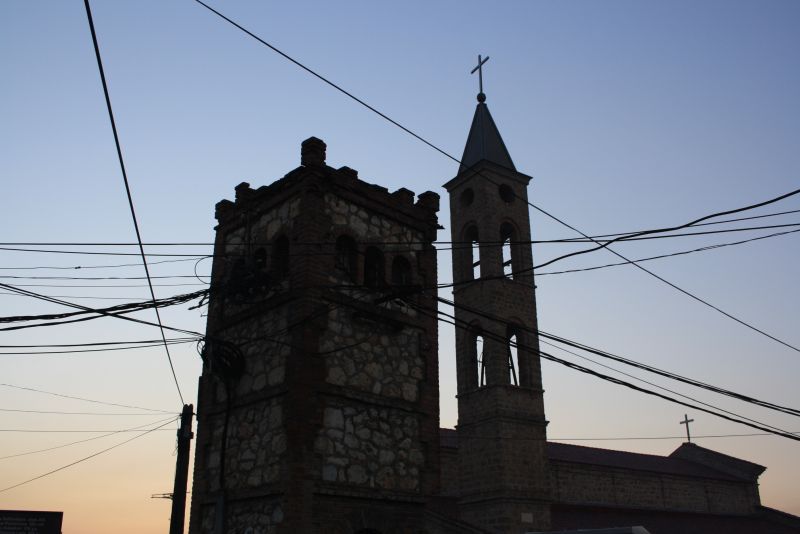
left=315, top=403, right=424, bottom=492
left=199, top=398, right=285, bottom=494
left=210, top=311, right=289, bottom=402
left=324, top=192, right=425, bottom=248
left=198, top=498, right=284, bottom=534
left=551, top=460, right=756, bottom=514
left=321, top=306, right=424, bottom=402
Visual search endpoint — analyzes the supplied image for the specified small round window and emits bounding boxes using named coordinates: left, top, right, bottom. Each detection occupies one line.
left=460, top=188, right=475, bottom=206
left=498, top=184, right=515, bottom=203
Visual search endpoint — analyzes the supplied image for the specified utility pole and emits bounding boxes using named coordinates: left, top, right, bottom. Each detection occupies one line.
left=170, top=404, right=194, bottom=534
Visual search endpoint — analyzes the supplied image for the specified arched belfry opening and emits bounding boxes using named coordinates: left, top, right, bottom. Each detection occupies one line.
left=463, top=225, right=480, bottom=280
left=506, top=324, right=520, bottom=386
left=500, top=221, right=516, bottom=279
left=475, top=331, right=485, bottom=388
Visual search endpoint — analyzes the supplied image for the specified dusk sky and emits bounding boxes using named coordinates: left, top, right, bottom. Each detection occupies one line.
left=1, top=1, right=799, bottom=532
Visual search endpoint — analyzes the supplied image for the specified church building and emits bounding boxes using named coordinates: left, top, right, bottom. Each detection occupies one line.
left=187, top=87, right=799, bottom=533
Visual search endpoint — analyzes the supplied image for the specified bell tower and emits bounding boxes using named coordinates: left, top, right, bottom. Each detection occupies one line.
left=443, top=83, right=551, bottom=532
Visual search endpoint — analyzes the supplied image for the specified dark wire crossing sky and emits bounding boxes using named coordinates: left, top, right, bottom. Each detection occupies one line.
left=1, top=1, right=799, bottom=533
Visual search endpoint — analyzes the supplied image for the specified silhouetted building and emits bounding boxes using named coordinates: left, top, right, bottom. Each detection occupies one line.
left=187, top=97, right=800, bottom=534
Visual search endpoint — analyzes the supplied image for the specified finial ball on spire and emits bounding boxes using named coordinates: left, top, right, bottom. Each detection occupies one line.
left=477, top=92, right=486, bottom=103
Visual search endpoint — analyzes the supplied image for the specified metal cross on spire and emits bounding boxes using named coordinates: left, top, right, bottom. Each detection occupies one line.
left=471, top=54, right=490, bottom=102
left=680, top=414, right=695, bottom=442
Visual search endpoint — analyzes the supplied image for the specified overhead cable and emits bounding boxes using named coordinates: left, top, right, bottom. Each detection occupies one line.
left=0, top=416, right=178, bottom=461
left=419, top=301, right=799, bottom=442
left=83, top=0, right=185, bottom=405
left=0, top=383, right=175, bottom=414
left=436, top=294, right=800, bottom=418
left=190, top=0, right=799, bottom=355
left=0, top=417, right=177, bottom=494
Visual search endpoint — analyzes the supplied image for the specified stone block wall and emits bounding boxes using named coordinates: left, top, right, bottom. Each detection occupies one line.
left=198, top=498, right=284, bottom=534
left=550, top=460, right=758, bottom=515
left=315, top=403, right=424, bottom=492
left=194, top=398, right=285, bottom=495
left=321, top=306, right=424, bottom=402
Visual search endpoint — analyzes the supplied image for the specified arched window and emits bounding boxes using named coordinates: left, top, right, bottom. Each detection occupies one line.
left=391, top=256, right=412, bottom=286
left=335, top=235, right=358, bottom=279
left=475, top=332, right=485, bottom=387
left=500, top=222, right=515, bottom=279
left=364, top=247, right=384, bottom=289
left=464, top=225, right=480, bottom=280
left=273, top=236, right=289, bottom=280
left=506, top=325, right=520, bottom=386
left=253, top=248, right=267, bottom=271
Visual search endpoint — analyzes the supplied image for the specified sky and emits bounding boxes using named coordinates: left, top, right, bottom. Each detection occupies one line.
left=1, top=1, right=799, bottom=532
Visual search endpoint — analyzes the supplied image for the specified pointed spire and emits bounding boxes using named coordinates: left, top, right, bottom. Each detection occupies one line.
left=459, top=95, right=516, bottom=173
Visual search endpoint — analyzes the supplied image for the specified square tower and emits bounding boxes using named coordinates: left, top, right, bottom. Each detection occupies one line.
left=188, top=138, right=441, bottom=534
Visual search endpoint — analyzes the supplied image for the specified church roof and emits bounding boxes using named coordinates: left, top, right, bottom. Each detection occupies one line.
left=546, top=442, right=747, bottom=482
left=459, top=99, right=516, bottom=173
left=438, top=429, right=750, bottom=482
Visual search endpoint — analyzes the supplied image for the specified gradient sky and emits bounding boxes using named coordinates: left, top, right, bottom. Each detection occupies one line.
left=1, top=1, right=799, bottom=532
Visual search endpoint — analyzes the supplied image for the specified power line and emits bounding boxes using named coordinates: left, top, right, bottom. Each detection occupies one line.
left=538, top=338, right=797, bottom=435
left=0, top=275, right=207, bottom=280
left=0, top=417, right=177, bottom=494
left=17, top=205, right=770, bottom=249
left=0, top=341, right=195, bottom=356
left=0, top=228, right=794, bottom=300
left=436, top=294, right=800, bottom=418
left=0, top=256, right=207, bottom=271
left=0, top=383, right=175, bottom=414
left=0, top=408, right=174, bottom=416
left=1, top=291, right=156, bottom=301
left=550, top=208, right=800, bottom=242
left=0, top=338, right=198, bottom=348
left=431, top=227, right=800, bottom=285
left=3, top=225, right=795, bottom=287
left=537, top=228, right=800, bottom=276
left=0, top=416, right=178, bottom=461
left=428, top=298, right=797, bottom=436
left=0, top=428, right=177, bottom=433
left=0, top=246, right=209, bottom=257
left=4, top=283, right=206, bottom=288
left=533, top=194, right=800, bottom=270
left=0, top=282, right=204, bottom=337
left=450, top=432, right=800, bottom=442
left=2, top=220, right=798, bottom=250
left=83, top=0, right=184, bottom=406
left=0, top=288, right=207, bottom=325
left=539, top=330, right=800, bottom=417
left=420, top=301, right=800, bottom=442
left=190, top=1, right=800, bottom=355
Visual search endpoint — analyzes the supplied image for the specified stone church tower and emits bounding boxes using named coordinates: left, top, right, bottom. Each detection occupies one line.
left=188, top=138, right=442, bottom=533
left=444, top=92, right=551, bottom=532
